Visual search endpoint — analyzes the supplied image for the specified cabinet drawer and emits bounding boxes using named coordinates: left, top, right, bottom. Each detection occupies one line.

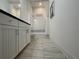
left=0, top=13, right=18, bottom=26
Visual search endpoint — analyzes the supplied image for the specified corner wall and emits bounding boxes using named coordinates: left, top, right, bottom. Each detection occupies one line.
left=49, top=0, right=79, bottom=59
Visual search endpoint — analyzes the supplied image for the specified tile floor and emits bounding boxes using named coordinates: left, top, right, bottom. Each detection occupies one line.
left=16, top=35, right=68, bottom=59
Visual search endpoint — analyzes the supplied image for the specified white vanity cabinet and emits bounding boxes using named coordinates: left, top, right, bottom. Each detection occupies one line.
left=0, top=10, right=31, bottom=59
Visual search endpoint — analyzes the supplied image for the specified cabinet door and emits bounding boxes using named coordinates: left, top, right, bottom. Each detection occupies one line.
left=19, top=28, right=26, bottom=52
left=0, top=25, right=2, bottom=59
left=26, top=29, right=31, bottom=44
left=19, top=28, right=23, bottom=52
left=8, top=28, right=18, bottom=59
left=26, top=25, right=31, bottom=44
left=2, top=25, right=19, bottom=59
left=2, top=27, right=9, bottom=59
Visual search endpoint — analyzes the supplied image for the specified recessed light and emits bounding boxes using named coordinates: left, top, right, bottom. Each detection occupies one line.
left=39, top=2, right=42, bottom=6
left=18, top=4, right=21, bottom=7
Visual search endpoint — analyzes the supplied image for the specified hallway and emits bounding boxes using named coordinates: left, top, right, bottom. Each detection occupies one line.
left=0, top=0, right=79, bottom=59
left=16, top=35, right=68, bottom=59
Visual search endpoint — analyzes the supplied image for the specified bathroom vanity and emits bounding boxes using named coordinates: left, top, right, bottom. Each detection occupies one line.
left=0, top=9, right=31, bottom=59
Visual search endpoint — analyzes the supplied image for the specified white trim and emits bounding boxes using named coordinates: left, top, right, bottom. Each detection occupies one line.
left=51, top=40, right=78, bottom=59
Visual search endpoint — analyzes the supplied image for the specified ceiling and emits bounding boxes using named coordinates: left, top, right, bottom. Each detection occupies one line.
left=9, top=0, right=48, bottom=3
left=9, top=0, right=49, bottom=14
left=31, top=0, right=49, bottom=17
left=9, top=0, right=49, bottom=3
left=30, top=0, right=49, bottom=8
left=30, top=0, right=48, bottom=2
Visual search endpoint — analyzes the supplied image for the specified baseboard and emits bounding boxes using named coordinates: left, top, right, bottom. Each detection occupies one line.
left=15, top=42, right=31, bottom=59
left=53, top=42, right=77, bottom=59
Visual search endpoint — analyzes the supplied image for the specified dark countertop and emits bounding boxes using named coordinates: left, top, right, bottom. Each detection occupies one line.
left=0, top=9, right=31, bottom=25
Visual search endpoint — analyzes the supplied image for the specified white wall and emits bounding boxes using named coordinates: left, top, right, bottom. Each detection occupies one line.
left=20, top=0, right=28, bottom=21
left=49, top=0, right=79, bottom=59
left=27, top=0, right=32, bottom=23
left=20, top=0, right=32, bottom=23
left=0, top=0, right=10, bottom=13
left=10, top=5, right=20, bottom=18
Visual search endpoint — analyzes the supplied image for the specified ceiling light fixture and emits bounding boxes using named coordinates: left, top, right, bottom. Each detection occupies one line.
left=39, top=2, right=42, bottom=6
left=18, top=4, right=21, bottom=7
